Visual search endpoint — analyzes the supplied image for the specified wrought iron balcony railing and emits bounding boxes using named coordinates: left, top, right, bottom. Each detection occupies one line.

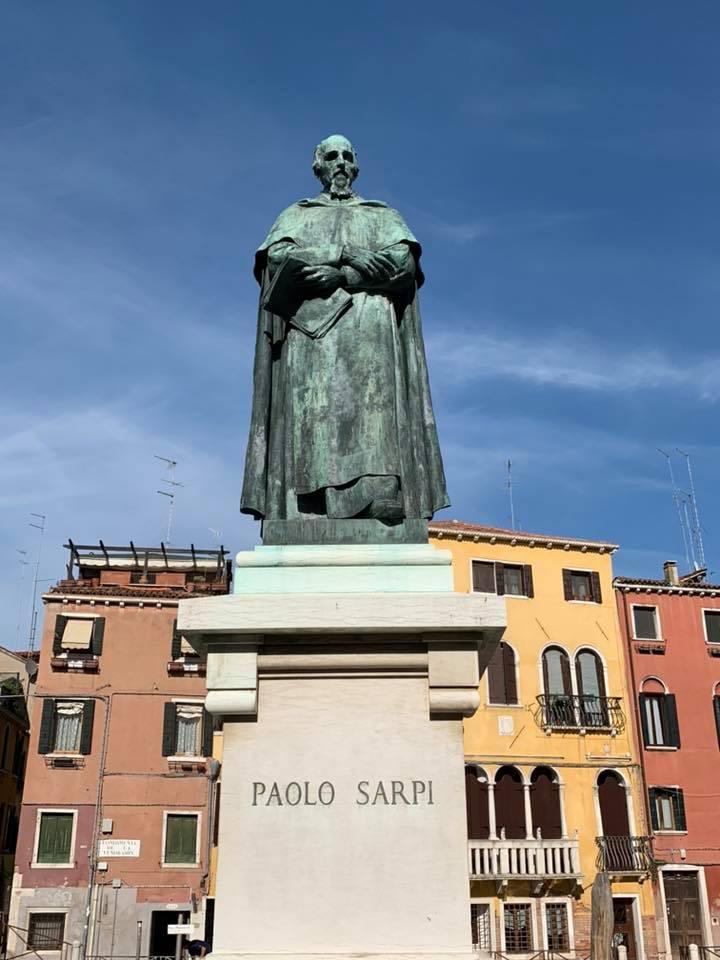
left=534, top=695, right=625, bottom=733
left=595, top=835, right=654, bottom=875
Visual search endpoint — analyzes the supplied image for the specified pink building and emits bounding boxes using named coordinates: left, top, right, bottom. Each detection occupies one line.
left=616, top=561, right=720, bottom=959
left=9, top=542, right=230, bottom=960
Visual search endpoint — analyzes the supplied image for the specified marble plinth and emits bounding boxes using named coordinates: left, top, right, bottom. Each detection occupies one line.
left=177, top=543, right=506, bottom=960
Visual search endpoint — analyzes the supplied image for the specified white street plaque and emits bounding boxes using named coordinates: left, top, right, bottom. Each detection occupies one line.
left=97, top=839, right=141, bottom=858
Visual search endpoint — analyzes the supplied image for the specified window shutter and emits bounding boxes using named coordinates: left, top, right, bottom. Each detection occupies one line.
left=591, top=572, right=602, bottom=604
left=672, top=788, right=687, bottom=831
left=171, top=619, right=181, bottom=660
left=162, top=702, right=177, bottom=757
left=714, top=697, right=720, bottom=749
left=91, top=618, right=105, bottom=656
left=562, top=569, right=573, bottom=601
left=503, top=644, right=518, bottom=704
left=487, top=644, right=505, bottom=704
left=494, top=563, right=505, bottom=596
left=53, top=616, right=67, bottom=655
left=523, top=565, right=534, bottom=598
left=638, top=694, right=651, bottom=747
left=38, top=700, right=56, bottom=755
left=79, top=700, right=95, bottom=755
left=202, top=710, right=213, bottom=758
left=648, top=788, right=659, bottom=832
left=664, top=694, right=681, bottom=748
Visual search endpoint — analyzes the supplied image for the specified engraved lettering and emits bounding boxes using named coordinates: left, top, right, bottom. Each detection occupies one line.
left=428, top=780, right=434, bottom=805
left=318, top=781, right=335, bottom=805
left=252, top=782, right=266, bottom=806
left=372, top=781, right=389, bottom=805
left=411, top=780, right=426, bottom=804
left=285, top=781, right=302, bottom=806
left=391, top=780, right=410, bottom=805
left=267, top=782, right=282, bottom=805
left=303, top=780, right=317, bottom=806
left=356, top=780, right=370, bottom=805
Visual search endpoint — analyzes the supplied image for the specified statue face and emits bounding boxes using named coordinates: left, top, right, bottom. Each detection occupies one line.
left=314, top=136, right=358, bottom=196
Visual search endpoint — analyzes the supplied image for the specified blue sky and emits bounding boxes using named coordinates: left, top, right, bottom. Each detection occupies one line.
left=2, top=1, right=719, bottom=645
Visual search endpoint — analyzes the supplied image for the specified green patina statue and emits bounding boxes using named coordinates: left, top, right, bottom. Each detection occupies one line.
left=241, top=135, right=449, bottom=544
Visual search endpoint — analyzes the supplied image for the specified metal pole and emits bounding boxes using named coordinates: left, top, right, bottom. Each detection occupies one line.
left=135, top=921, right=142, bottom=960
left=174, top=912, right=183, bottom=960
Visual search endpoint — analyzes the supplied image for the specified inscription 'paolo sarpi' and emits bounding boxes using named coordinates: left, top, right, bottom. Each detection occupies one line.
left=252, top=779, right=434, bottom=807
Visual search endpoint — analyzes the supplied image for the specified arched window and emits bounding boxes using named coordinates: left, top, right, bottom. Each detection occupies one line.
left=530, top=767, right=562, bottom=839
left=541, top=647, right=573, bottom=727
left=576, top=649, right=608, bottom=727
left=464, top=765, right=490, bottom=840
left=598, top=770, right=630, bottom=837
left=487, top=643, right=518, bottom=705
left=495, top=766, right=525, bottom=839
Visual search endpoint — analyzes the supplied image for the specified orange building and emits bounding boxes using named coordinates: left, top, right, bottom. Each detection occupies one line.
left=8, top=542, right=229, bottom=960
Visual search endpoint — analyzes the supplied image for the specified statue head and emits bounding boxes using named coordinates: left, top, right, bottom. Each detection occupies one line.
left=312, top=134, right=359, bottom=198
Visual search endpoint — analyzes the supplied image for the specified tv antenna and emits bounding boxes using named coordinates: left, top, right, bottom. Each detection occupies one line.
left=506, top=459, right=517, bottom=531
left=27, top=513, right=46, bottom=652
left=155, top=455, right=184, bottom=544
left=15, top=550, right=29, bottom=648
left=658, top=449, right=706, bottom=572
left=677, top=448, right=706, bottom=570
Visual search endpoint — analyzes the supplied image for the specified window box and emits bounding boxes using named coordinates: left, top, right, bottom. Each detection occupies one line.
left=50, top=656, right=99, bottom=673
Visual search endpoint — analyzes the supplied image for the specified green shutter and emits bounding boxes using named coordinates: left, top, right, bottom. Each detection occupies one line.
left=53, top=616, right=67, bottom=655
left=164, top=814, right=197, bottom=864
left=37, top=812, right=73, bottom=864
left=202, top=710, right=213, bottom=758
left=664, top=695, right=681, bottom=748
left=79, top=701, right=95, bottom=755
left=638, top=694, right=651, bottom=747
left=38, top=700, right=57, bottom=755
left=648, top=788, right=659, bottom=832
left=171, top=619, right=181, bottom=660
left=162, top=703, right=177, bottom=757
left=91, top=618, right=105, bottom=656
left=672, top=789, right=687, bottom=831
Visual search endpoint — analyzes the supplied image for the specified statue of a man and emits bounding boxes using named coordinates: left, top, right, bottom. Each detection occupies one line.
left=241, top=135, right=449, bottom=540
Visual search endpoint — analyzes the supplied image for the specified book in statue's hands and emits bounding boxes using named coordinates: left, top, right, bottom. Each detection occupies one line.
left=262, top=255, right=353, bottom=339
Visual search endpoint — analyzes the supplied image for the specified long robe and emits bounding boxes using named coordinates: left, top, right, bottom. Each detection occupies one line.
left=240, top=192, right=449, bottom=522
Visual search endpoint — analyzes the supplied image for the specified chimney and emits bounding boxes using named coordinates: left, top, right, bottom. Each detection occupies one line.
left=663, top=560, right=679, bottom=585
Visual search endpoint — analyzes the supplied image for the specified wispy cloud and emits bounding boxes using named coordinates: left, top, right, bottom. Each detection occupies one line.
left=428, top=329, right=720, bottom=400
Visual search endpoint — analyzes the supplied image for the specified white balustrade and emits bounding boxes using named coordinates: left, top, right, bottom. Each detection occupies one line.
left=468, top=831, right=581, bottom=879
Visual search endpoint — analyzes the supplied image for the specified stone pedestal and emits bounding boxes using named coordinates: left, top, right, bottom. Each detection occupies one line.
left=178, top=544, right=505, bottom=960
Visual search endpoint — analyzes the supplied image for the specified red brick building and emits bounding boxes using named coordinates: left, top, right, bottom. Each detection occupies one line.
left=8, top=542, right=229, bottom=960
left=616, top=561, right=720, bottom=959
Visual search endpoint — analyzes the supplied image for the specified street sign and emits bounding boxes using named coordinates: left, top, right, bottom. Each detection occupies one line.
left=167, top=924, right=194, bottom=935
left=97, top=839, right=141, bottom=858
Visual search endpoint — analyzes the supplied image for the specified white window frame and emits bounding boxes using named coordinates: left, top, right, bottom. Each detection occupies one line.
left=50, top=700, right=87, bottom=757
left=167, top=698, right=206, bottom=762
left=31, top=808, right=78, bottom=869
left=563, top=566, right=600, bottom=605
left=631, top=603, right=661, bottom=641
left=540, top=897, right=574, bottom=954
left=468, top=557, right=531, bottom=600
left=26, top=909, right=68, bottom=953
left=500, top=898, right=538, bottom=957
left=701, top=608, right=720, bottom=645
left=650, top=784, right=687, bottom=835
left=470, top=898, right=495, bottom=954
left=161, top=810, right=201, bottom=868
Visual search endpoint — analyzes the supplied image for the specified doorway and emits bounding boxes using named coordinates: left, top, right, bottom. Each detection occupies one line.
left=664, top=872, right=703, bottom=959
left=612, top=898, right=638, bottom=960
left=149, top=910, right=190, bottom=959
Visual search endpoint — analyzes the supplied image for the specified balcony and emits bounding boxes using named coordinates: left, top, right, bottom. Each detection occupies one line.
left=534, top=695, right=625, bottom=734
left=595, top=835, right=654, bottom=877
left=468, top=831, right=581, bottom=894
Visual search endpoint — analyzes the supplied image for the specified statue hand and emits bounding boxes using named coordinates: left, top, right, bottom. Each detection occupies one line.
left=300, top=265, right=345, bottom=294
left=347, top=250, right=395, bottom=281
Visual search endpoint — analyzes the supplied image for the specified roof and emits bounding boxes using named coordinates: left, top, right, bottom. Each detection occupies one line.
left=429, top=519, right=618, bottom=554
left=614, top=576, right=720, bottom=596
left=44, top=582, right=223, bottom=601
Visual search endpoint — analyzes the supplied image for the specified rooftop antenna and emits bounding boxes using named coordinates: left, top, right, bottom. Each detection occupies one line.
left=209, top=528, right=223, bottom=544
left=677, top=448, right=706, bottom=570
left=28, top=513, right=46, bottom=653
left=155, top=455, right=184, bottom=544
left=15, top=550, right=29, bottom=648
left=506, top=459, right=517, bottom=531
left=658, top=449, right=692, bottom=570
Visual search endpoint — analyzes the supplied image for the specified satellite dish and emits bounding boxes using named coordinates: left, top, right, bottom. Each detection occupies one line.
left=25, top=660, right=38, bottom=681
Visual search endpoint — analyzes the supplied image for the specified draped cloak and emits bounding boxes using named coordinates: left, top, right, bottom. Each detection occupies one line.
left=240, top=193, right=449, bottom=522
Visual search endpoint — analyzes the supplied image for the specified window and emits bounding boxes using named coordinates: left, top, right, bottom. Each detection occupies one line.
left=713, top=696, right=720, bottom=749
left=163, top=813, right=199, bottom=865
left=472, top=561, right=533, bottom=597
left=162, top=703, right=212, bottom=758
left=633, top=606, right=659, bottom=640
left=130, top=571, right=157, bottom=584
left=27, top=913, right=65, bottom=950
left=34, top=811, right=75, bottom=865
left=38, top=700, right=95, bottom=755
left=52, top=615, right=104, bottom=656
left=639, top=692, right=680, bottom=748
left=562, top=569, right=601, bottom=603
left=575, top=650, right=608, bottom=727
left=649, top=787, right=686, bottom=832
left=486, top=643, right=518, bottom=705
left=471, top=903, right=491, bottom=952
left=704, top=611, right=720, bottom=644
left=0, top=726, right=9, bottom=769
left=504, top=903, right=533, bottom=954
left=545, top=903, right=570, bottom=952
left=530, top=768, right=562, bottom=840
